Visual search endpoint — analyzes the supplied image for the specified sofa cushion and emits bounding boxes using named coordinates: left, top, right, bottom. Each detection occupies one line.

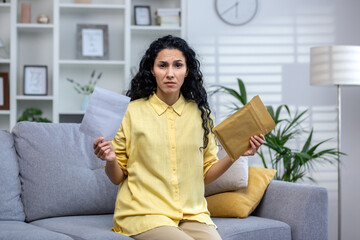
left=213, top=216, right=291, bottom=240
left=30, top=215, right=291, bottom=240
left=12, top=122, right=119, bottom=222
left=0, top=130, right=25, bottom=221
left=206, top=166, right=276, bottom=218
left=0, top=221, right=72, bottom=240
left=205, top=156, right=248, bottom=197
left=30, top=214, right=132, bottom=240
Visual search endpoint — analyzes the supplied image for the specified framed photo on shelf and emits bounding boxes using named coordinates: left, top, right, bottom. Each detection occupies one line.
left=23, top=65, right=48, bottom=96
left=0, top=72, right=9, bottom=110
left=134, top=6, right=151, bottom=26
left=76, top=24, right=109, bottom=60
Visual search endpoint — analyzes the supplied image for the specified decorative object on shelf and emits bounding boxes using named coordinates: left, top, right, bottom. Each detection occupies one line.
left=155, top=8, right=181, bottom=27
left=2, top=0, right=7, bottom=3
left=76, top=24, right=109, bottom=60
left=17, top=107, right=51, bottom=123
left=134, top=6, right=151, bottom=26
left=0, top=39, right=9, bottom=59
left=36, top=14, right=50, bottom=24
left=80, top=95, right=90, bottom=111
left=23, top=65, right=48, bottom=96
left=215, top=0, right=258, bottom=26
left=20, top=2, right=31, bottom=23
left=310, top=45, right=360, bottom=240
left=74, top=0, right=92, bottom=3
left=211, top=78, right=343, bottom=183
left=66, top=70, right=102, bottom=111
left=0, top=72, right=9, bottom=110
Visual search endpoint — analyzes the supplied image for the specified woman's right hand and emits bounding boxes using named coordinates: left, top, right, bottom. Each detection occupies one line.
left=93, top=137, right=116, bottom=163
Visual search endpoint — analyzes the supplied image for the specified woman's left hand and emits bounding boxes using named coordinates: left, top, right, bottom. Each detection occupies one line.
left=243, top=134, right=265, bottom=156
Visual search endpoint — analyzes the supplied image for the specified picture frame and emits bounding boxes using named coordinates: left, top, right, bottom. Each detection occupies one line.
left=134, top=6, right=151, bottom=26
left=76, top=24, right=109, bottom=60
left=0, top=72, right=9, bottom=110
left=23, top=65, right=48, bottom=96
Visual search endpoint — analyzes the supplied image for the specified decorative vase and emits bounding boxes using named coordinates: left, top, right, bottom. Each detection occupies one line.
left=81, top=95, right=90, bottom=111
left=20, top=3, right=31, bottom=23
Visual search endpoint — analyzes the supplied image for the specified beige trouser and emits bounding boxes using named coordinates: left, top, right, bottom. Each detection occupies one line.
left=131, top=221, right=222, bottom=240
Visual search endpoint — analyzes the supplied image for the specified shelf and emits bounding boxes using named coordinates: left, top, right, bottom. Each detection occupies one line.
left=16, top=95, right=54, bottom=101
left=17, top=24, right=54, bottom=32
left=59, top=111, right=85, bottom=115
left=59, top=60, right=126, bottom=65
left=0, top=3, right=10, bottom=8
left=131, top=25, right=181, bottom=31
left=0, top=110, right=10, bottom=115
left=3, top=0, right=185, bottom=129
left=60, top=3, right=125, bottom=9
left=0, top=59, right=10, bottom=64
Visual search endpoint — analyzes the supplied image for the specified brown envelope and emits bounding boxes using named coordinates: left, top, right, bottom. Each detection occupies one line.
left=213, top=95, right=275, bottom=161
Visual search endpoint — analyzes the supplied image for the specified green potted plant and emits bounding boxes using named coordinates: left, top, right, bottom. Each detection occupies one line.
left=66, top=70, right=102, bottom=111
left=17, top=107, right=51, bottom=123
left=211, top=78, right=343, bottom=183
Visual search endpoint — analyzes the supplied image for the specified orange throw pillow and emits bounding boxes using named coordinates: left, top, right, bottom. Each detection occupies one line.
left=206, top=166, right=276, bottom=218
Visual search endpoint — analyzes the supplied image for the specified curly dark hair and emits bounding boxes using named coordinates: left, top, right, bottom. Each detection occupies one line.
left=126, top=35, right=214, bottom=149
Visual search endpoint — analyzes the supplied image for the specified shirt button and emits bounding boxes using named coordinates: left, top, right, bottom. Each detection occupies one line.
left=172, top=146, right=175, bottom=149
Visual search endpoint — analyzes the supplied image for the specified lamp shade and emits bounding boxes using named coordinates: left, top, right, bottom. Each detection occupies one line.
left=310, top=45, right=360, bottom=86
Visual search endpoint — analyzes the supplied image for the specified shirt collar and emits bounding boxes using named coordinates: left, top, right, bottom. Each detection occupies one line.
left=149, top=93, right=186, bottom=116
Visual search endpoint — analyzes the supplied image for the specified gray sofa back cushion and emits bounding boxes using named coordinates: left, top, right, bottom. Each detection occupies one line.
left=12, top=122, right=118, bottom=222
left=0, top=130, right=25, bottom=221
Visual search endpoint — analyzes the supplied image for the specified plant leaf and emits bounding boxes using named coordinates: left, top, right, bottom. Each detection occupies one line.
left=301, top=129, right=313, bottom=153
left=237, top=78, right=247, bottom=105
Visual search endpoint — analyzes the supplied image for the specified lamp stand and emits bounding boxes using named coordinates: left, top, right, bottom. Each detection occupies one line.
left=337, top=85, right=342, bottom=240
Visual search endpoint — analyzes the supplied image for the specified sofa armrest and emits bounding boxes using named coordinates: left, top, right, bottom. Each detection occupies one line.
left=253, top=180, right=328, bottom=240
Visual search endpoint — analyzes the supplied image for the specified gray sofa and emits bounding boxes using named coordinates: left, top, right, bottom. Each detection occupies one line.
left=0, top=122, right=328, bottom=240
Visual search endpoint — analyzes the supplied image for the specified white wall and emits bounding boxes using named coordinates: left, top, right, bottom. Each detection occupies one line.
left=186, top=0, right=360, bottom=239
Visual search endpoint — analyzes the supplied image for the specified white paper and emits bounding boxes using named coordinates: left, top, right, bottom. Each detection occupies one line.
left=80, top=86, right=130, bottom=140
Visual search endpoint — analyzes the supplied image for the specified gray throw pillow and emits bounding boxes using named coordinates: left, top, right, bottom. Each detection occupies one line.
left=12, top=122, right=118, bottom=222
left=205, top=146, right=248, bottom=197
left=0, top=130, right=25, bottom=221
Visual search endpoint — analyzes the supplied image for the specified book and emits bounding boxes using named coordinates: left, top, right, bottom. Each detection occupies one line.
left=155, top=15, right=180, bottom=27
left=213, top=95, right=275, bottom=161
left=155, top=8, right=181, bottom=27
left=155, top=8, right=181, bottom=16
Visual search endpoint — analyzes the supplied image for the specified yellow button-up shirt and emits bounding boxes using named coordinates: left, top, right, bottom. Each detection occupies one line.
left=110, top=93, right=218, bottom=236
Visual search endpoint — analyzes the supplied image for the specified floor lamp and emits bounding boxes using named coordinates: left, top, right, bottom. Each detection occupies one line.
left=310, top=45, right=360, bottom=240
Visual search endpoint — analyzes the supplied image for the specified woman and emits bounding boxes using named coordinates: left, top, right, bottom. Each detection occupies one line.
left=93, top=35, right=265, bottom=240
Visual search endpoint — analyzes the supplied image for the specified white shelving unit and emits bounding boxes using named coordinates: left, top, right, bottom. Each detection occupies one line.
left=56, top=0, right=128, bottom=123
left=2, top=0, right=185, bottom=130
left=0, top=1, right=11, bottom=130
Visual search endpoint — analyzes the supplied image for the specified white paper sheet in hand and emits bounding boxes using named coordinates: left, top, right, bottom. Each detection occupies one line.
left=79, top=86, right=130, bottom=140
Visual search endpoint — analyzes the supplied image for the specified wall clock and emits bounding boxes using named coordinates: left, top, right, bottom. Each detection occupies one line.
left=215, top=0, right=258, bottom=26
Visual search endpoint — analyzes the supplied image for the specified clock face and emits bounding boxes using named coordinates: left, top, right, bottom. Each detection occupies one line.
left=215, top=0, right=258, bottom=26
